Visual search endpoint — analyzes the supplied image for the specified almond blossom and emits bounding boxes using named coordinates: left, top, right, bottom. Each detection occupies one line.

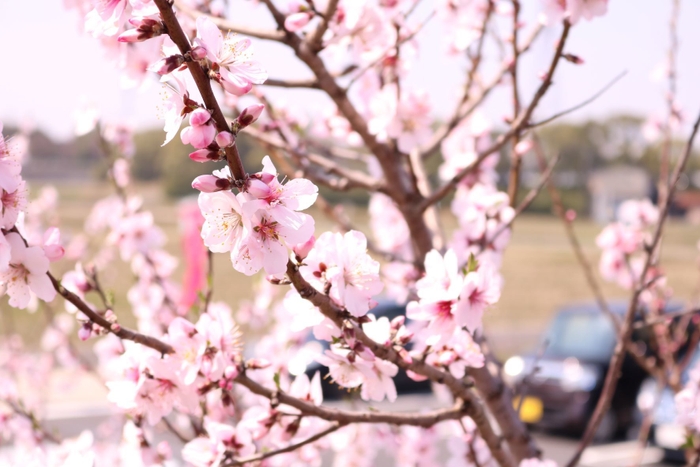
left=0, top=123, right=22, bottom=194
left=301, top=231, right=383, bottom=317
left=183, top=418, right=255, bottom=467
left=194, top=16, right=268, bottom=95
left=0, top=180, right=27, bottom=229
left=198, top=189, right=247, bottom=254
left=0, top=232, right=55, bottom=309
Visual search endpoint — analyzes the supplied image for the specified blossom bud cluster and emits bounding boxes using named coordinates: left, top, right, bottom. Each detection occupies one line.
left=106, top=308, right=243, bottom=426
left=596, top=199, right=664, bottom=303
left=0, top=123, right=60, bottom=309
left=197, top=156, right=318, bottom=276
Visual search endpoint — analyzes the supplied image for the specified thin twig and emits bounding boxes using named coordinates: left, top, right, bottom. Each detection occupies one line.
left=564, top=108, right=700, bottom=467
left=224, top=422, right=344, bottom=466
left=420, top=21, right=571, bottom=211
left=527, top=70, right=628, bottom=129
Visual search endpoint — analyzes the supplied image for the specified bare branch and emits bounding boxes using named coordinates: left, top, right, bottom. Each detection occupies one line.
left=421, top=21, right=571, bottom=211
left=419, top=23, right=543, bottom=160
left=48, top=272, right=174, bottom=355
left=172, top=0, right=286, bottom=42
left=225, top=422, right=344, bottom=466
left=263, top=77, right=321, bottom=89
left=565, top=108, right=700, bottom=467
left=488, top=153, right=560, bottom=246
left=527, top=70, right=628, bottom=129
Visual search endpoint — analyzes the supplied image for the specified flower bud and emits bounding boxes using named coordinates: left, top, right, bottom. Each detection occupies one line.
left=293, top=235, right=316, bottom=261
left=189, top=108, right=212, bottom=126
left=189, top=149, right=220, bottom=163
left=284, top=12, right=312, bottom=32
left=514, top=139, right=533, bottom=156
left=78, top=323, right=92, bottom=341
left=149, top=54, right=185, bottom=75
left=255, top=172, right=276, bottom=184
left=563, top=53, right=585, bottom=65
left=118, top=17, right=165, bottom=43
left=246, top=178, right=272, bottom=198
left=390, top=315, right=405, bottom=331
left=215, top=131, right=235, bottom=148
left=190, top=45, right=207, bottom=61
left=192, top=175, right=231, bottom=193
left=181, top=122, right=216, bottom=149
left=237, top=104, right=265, bottom=129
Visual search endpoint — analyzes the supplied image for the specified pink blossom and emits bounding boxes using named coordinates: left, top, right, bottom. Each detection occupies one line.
left=617, top=199, right=659, bottom=228
left=0, top=123, right=22, bottom=194
left=198, top=190, right=248, bottom=254
left=237, top=104, right=265, bottom=128
left=540, top=0, right=608, bottom=25
left=0, top=180, right=28, bottom=229
left=42, top=227, right=65, bottom=262
left=181, top=111, right=217, bottom=149
left=159, top=72, right=191, bottom=146
left=455, top=268, right=501, bottom=333
left=315, top=348, right=367, bottom=389
left=182, top=417, right=255, bottom=467
left=107, top=211, right=166, bottom=261
left=285, top=12, right=312, bottom=32
left=233, top=210, right=314, bottom=276
left=241, top=156, right=318, bottom=213
left=301, top=231, right=383, bottom=317
left=0, top=232, right=55, bottom=309
left=194, top=16, right=268, bottom=95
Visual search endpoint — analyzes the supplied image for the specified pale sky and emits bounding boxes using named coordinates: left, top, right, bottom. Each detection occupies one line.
left=1, top=1, right=700, bottom=142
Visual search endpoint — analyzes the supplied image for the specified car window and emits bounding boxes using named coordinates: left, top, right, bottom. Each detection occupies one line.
left=542, top=312, right=617, bottom=362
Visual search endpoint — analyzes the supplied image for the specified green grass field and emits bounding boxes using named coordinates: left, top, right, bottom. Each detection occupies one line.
left=3, top=181, right=699, bottom=356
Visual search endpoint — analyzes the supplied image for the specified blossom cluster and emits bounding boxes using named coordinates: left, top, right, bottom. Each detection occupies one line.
left=596, top=199, right=668, bottom=307
left=0, top=123, right=60, bottom=309
left=197, top=156, right=318, bottom=276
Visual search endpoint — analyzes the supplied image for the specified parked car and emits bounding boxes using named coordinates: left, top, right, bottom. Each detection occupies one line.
left=503, top=301, right=682, bottom=441
left=304, top=300, right=432, bottom=400
left=636, top=345, right=700, bottom=463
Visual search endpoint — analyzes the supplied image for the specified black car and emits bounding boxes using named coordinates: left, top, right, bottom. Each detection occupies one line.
left=304, top=300, right=432, bottom=400
left=503, top=301, right=682, bottom=441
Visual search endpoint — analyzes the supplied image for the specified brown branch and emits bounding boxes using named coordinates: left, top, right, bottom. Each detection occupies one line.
left=263, top=77, right=321, bottom=89
left=172, top=0, right=285, bottom=42
left=234, top=374, right=468, bottom=427
left=488, top=152, right=560, bottom=246
left=526, top=70, right=627, bottom=129
left=564, top=108, right=700, bottom=467
left=419, top=23, right=543, bottom=160
left=306, top=0, right=339, bottom=52
left=153, top=0, right=246, bottom=181
left=284, top=261, right=518, bottom=467
left=49, top=272, right=174, bottom=355
left=224, top=422, right=344, bottom=466
left=420, top=21, right=571, bottom=211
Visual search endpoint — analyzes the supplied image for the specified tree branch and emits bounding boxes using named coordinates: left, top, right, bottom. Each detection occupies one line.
left=421, top=21, right=571, bottom=211
left=224, top=421, right=344, bottom=466
left=234, top=374, right=468, bottom=427
left=284, top=261, right=517, bottom=467
left=153, top=0, right=247, bottom=181
left=172, top=0, right=286, bottom=42
left=564, top=108, right=700, bottom=467
left=48, top=272, right=174, bottom=355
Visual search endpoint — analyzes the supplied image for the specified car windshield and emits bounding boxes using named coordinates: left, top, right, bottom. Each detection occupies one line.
left=542, top=311, right=616, bottom=362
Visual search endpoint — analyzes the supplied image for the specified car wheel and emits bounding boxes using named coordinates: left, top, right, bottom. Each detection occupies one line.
left=593, top=410, right=618, bottom=443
